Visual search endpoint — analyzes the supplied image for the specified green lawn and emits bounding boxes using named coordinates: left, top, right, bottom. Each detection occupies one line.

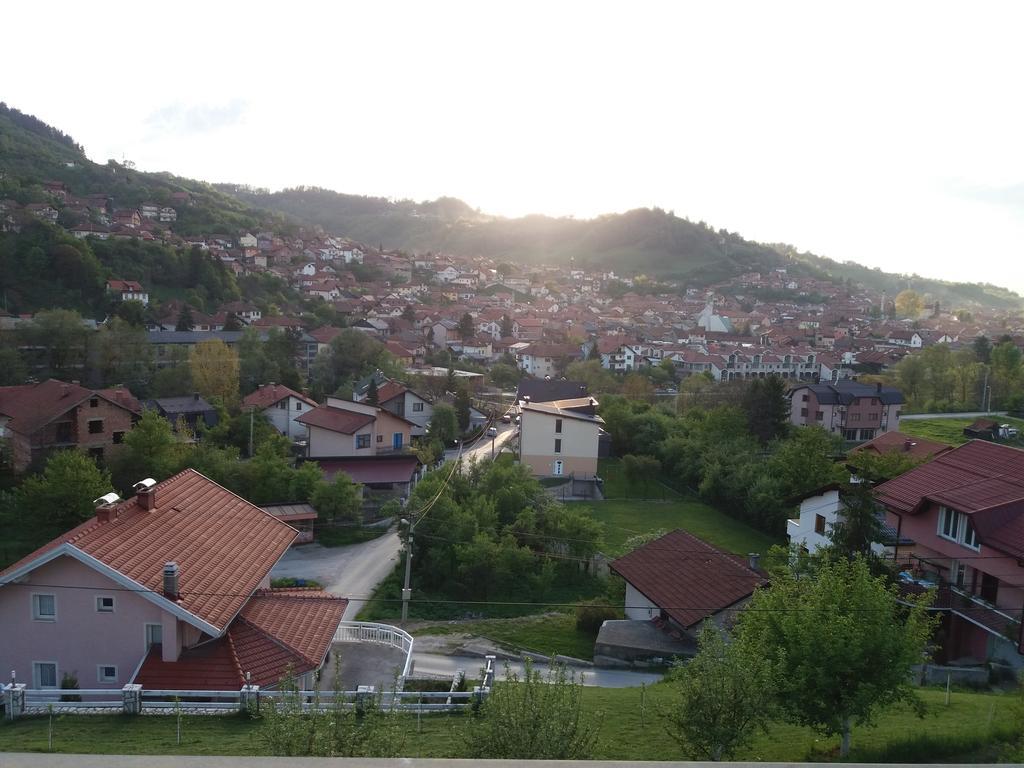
left=412, top=612, right=597, bottom=661
left=900, top=415, right=1024, bottom=447
left=0, top=686, right=1015, bottom=761
left=598, top=457, right=683, bottom=499
left=575, top=498, right=780, bottom=557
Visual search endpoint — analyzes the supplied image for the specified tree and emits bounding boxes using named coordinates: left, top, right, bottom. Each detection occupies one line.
left=827, top=484, right=886, bottom=560
left=487, top=362, right=520, bottom=390
left=500, top=314, right=514, bottom=338
left=92, top=318, right=153, bottom=391
left=222, top=312, right=242, bottom=331
left=18, top=309, right=90, bottom=380
left=846, top=449, right=924, bottom=484
left=310, top=329, right=395, bottom=401
left=463, top=659, right=600, bottom=760
left=17, top=449, right=114, bottom=530
left=428, top=403, right=458, bottom=446
left=973, top=335, right=992, bottom=364
left=454, top=386, right=472, bottom=433
left=661, top=623, right=774, bottom=760
left=991, top=341, right=1022, bottom=407
left=108, top=410, right=185, bottom=493
left=365, top=377, right=379, bottom=405
left=190, top=338, right=240, bottom=406
left=621, top=373, right=654, bottom=402
left=0, top=345, right=28, bottom=386
left=742, top=376, right=789, bottom=444
left=894, top=289, right=924, bottom=319
left=736, top=557, right=936, bottom=757
left=458, top=312, right=475, bottom=341
left=621, top=453, right=662, bottom=496
left=401, top=304, right=416, bottom=322
left=311, top=473, right=362, bottom=523
left=175, top=303, right=195, bottom=331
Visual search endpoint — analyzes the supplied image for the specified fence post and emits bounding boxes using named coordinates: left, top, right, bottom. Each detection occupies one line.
left=240, top=684, right=260, bottom=714
left=3, top=683, right=26, bottom=720
left=355, top=685, right=374, bottom=716
left=121, top=683, right=142, bottom=715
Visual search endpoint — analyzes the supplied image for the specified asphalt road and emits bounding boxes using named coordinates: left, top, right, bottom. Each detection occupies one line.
left=409, top=652, right=664, bottom=688
left=271, top=528, right=402, bottom=620
left=445, top=420, right=518, bottom=467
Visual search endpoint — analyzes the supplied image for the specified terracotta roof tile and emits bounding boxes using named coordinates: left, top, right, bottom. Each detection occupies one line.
left=242, top=383, right=317, bottom=410
left=610, top=530, right=767, bottom=628
left=296, top=405, right=375, bottom=434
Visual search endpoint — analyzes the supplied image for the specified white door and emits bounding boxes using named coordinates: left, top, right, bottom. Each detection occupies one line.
left=554, top=460, right=564, bottom=476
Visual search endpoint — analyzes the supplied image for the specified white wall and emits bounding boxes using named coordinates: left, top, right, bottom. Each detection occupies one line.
left=624, top=582, right=659, bottom=621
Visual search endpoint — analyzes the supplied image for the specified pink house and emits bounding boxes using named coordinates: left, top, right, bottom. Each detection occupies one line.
left=0, top=470, right=346, bottom=692
left=875, top=440, right=1024, bottom=668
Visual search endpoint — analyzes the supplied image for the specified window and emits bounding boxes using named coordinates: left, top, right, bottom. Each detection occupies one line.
left=56, top=422, right=72, bottom=442
left=814, top=514, right=826, bottom=535
left=356, top=434, right=371, bottom=449
left=815, top=411, right=824, bottom=421
left=277, top=400, right=287, bottom=409
left=939, top=506, right=959, bottom=541
left=555, top=418, right=563, bottom=434
left=800, top=408, right=808, bottom=417
left=553, top=460, right=564, bottom=476
left=412, top=402, right=424, bottom=412
left=32, top=594, right=56, bottom=621
left=88, top=419, right=103, bottom=434
left=962, top=521, right=980, bottom=550
left=33, top=662, right=57, bottom=689
left=843, top=429, right=858, bottom=440
left=89, top=397, right=99, bottom=408
left=295, top=401, right=303, bottom=411
left=97, top=665, right=117, bottom=683
left=554, top=438, right=562, bottom=454
left=851, top=413, right=861, bottom=422
left=96, top=596, right=115, bottom=613
left=376, top=434, right=383, bottom=443
left=112, top=431, right=125, bottom=444
left=145, top=623, right=162, bottom=650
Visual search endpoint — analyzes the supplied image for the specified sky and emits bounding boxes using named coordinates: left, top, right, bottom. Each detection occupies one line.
left=5, top=1, right=1024, bottom=292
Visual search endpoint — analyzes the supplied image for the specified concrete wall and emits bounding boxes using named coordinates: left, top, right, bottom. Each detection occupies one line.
left=265, top=396, right=311, bottom=440
left=0, top=555, right=168, bottom=690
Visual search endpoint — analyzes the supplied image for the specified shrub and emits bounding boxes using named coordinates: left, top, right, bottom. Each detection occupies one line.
left=575, top=599, right=620, bottom=634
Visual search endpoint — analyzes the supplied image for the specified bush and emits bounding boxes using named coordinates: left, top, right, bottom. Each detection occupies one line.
left=575, top=599, right=620, bottom=634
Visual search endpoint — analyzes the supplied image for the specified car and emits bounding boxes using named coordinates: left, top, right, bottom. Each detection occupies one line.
left=486, top=426, right=498, bottom=438
left=515, top=415, right=521, bottom=425
left=501, top=414, right=511, bottom=424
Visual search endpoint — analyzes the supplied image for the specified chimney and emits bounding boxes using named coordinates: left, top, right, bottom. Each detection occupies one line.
left=163, top=562, right=180, bottom=599
left=748, top=552, right=761, bottom=571
left=134, top=478, right=157, bottom=511
left=93, top=492, right=121, bottom=523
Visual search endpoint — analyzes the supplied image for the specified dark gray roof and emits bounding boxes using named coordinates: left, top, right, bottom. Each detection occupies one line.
left=791, top=381, right=904, bottom=406
left=146, top=395, right=216, bottom=414
left=516, top=379, right=589, bottom=403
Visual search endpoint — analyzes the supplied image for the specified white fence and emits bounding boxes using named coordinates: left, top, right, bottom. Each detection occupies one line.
left=333, top=620, right=415, bottom=681
left=3, top=657, right=498, bottom=720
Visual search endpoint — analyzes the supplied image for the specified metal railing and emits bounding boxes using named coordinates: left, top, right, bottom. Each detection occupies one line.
left=334, top=620, right=414, bottom=680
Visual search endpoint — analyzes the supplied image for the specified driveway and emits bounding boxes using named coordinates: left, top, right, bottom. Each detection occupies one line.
left=271, top=528, right=402, bottom=620
left=445, top=420, right=518, bottom=468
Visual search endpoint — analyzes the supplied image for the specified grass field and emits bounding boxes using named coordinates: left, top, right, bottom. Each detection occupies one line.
left=574, top=498, right=780, bottom=557
left=0, top=686, right=1015, bottom=761
left=412, top=612, right=597, bottom=660
left=598, top=457, right=683, bottom=499
left=900, top=415, right=1024, bottom=447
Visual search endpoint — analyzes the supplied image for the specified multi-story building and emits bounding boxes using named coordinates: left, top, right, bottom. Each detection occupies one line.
left=518, top=397, right=603, bottom=479
left=788, top=381, right=903, bottom=441
left=298, top=397, right=414, bottom=458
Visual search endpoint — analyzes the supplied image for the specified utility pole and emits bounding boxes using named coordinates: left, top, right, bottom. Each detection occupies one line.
left=400, top=517, right=413, bottom=623
left=982, top=367, right=991, bottom=413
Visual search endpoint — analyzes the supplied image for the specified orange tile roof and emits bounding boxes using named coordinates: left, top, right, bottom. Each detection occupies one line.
left=242, top=383, right=317, bottom=410
left=297, top=405, right=375, bottom=435
left=0, top=469, right=298, bottom=632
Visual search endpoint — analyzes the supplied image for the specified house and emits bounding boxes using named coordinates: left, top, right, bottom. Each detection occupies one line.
left=158, top=207, right=177, bottom=223
left=139, top=202, right=160, bottom=220
left=298, top=397, right=415, bottom=458
left=516, top=379, right=589, bottom=404
left=852, top=430, right=954, bottom=461
left=874, top=440, right=1024, bottom=667
left=596, top=530, right=767, bottom=663
left=785, top=483, right=908, bottom=556
left=260, top=502, right=318, bottom=545
left=518, top=397, right=603, bottom=479
left=354, top=377, right=433, bottom=437
left=963, top=418, right=1001, bottom=441
left=788, top=381, right=904, bottom=441
left=0, top=470, right=346, bottom=691
left=0, top=380, right=140, bottom=472
left=242, top=384, right=318, bottom=441
left=314, top=454, right=423, bottom=502
left=516, top=343, right=581, bottom=378
left=145, top=394, right=219, bottom=434
left=239, top=232, right=258, bottom=249
left=106, top=279, right=149, bottom=306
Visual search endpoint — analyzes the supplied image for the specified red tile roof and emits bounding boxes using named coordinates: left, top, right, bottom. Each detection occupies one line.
left=134, top=589, right=346, bottom=689
left=316, top=456, right=421, bottom=484
left=610, top=530, right=767, bottom=629
left=853, top=430, right=953, bottom=460
left=296, top=405, right=375, bottom=435
left=0, top=379, right=138, bottom=435
left=0, top=469, right=297, bottom=632
left=375, top=380, right=407, bottom=404
left=242, top=383, right=317, bottom=410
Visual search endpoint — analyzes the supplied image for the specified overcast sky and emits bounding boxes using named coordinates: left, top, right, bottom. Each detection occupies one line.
left=6, top=1, right=1024, bottom=292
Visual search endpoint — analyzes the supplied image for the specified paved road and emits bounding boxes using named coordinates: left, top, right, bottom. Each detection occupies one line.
left=271, top=529, right=402, bottom=620
left=410, top=652, right=664, bottom=688
left=901, top=411, right=1007, bottom=420
left=444, top=420, right=518, bottom=467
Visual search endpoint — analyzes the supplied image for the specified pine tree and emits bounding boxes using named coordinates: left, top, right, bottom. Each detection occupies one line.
left=175, top=304, right=195, bottom=331
left=366, top=377, right=380, bottom=405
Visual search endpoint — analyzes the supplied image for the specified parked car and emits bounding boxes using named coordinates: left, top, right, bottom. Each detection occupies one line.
left=501, top=413, right=512, bottom=424
left=486, top=426, right=498, bottom=438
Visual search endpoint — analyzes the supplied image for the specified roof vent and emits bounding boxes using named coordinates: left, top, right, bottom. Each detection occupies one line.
left=163, top=562, right=180, bottom=600
left=748, top=552, right=761, bottom=571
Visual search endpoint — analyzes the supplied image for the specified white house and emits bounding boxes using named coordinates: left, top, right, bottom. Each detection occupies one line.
left=242, top=384, right=318, bottom=441
left=239, top=232, right=258, bottom=249
left=786, top=484, right=884, bottom=555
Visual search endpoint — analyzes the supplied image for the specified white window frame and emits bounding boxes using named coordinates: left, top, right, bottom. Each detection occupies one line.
left=95, top=595, right=115, bottom=613
left=32, top=661, right=58, bottom=689
left=97, top=665, right=118, bottom=683
left=961, top=520, right=980, bottom=551
left=31, top=593, right=56, bottom=622
left=553, top=460, right=564, bottom=476
left=938, top=506, right=960, bottom=542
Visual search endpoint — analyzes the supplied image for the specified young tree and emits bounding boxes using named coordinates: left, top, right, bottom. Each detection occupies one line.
left=18, top=449, right=114, bottom=530
left=736, top=557, right=936, bottom=757
left=365, top=377, right=380, bottom=406
left=500, top=314, right=514, bottom=338
left=311, top=473, right=362, bottom=523
left=175, top=303, right=195, bottom=331
left=846, top=449, right=924, bottom=484
left=464, top=659, right=600, bottom=760
left=107, top=409, right=184, bottom=493
left=661, top=623, right=774, bottom=761
left=973, top=335, right=992, bottom=364
left=894, top=289, right=924, bottom=319
left=222, top=312, right=242, bottom=331
left=742, top=376, right=789, bottom=444
left=454, top=385, right=472, bottom=433
left=428, top=403, right=458, bottom=446
left=827, top=484, right=886, bottom=559
left=401, top=304, right=416, bottom=322
left=190, top=338, right=240, bottom=406
left=621, top=453, right=662, bottom=496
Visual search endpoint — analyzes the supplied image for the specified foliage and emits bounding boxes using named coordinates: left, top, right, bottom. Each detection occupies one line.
left=736, top=556, right=937, bottom=757
left=17, top=449, right=113, bottom=529
left=453, top=386, right=471, bottom=433
left=660, top=623, right=774, bottom=760
left=619, top=454, right=661, bottom=496
left=457, top=312, right=475, bottom=340
left=741, top=376, right=789, bottom=444
left=17, top=308, right=91, bottom=381
left=190, top=338, right=240, bottom=407
left=894, top=289, right=924, bottom=318
left=309, top=329, right=396, bottom=401
left=574, top=599, right=620, bottom=634
left=427, top=403, right=458, bottom=446
left=463, top=659, right=600, bottom=760
left=847, top=448, right=926, bottom=484
left=827, top=484, right=886, bottom=560
left=487, top=362, right=520, bottom=390
left=310, top=473, right=362, bottom=523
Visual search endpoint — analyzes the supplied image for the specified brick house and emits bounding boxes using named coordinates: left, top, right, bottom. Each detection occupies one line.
left=0, top=380, right=140, bottom=472
left=788, top=381, right=904, bottom=441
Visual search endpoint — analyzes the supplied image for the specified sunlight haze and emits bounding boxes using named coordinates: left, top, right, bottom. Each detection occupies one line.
left=6, top=0, right=1024, bottom=290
